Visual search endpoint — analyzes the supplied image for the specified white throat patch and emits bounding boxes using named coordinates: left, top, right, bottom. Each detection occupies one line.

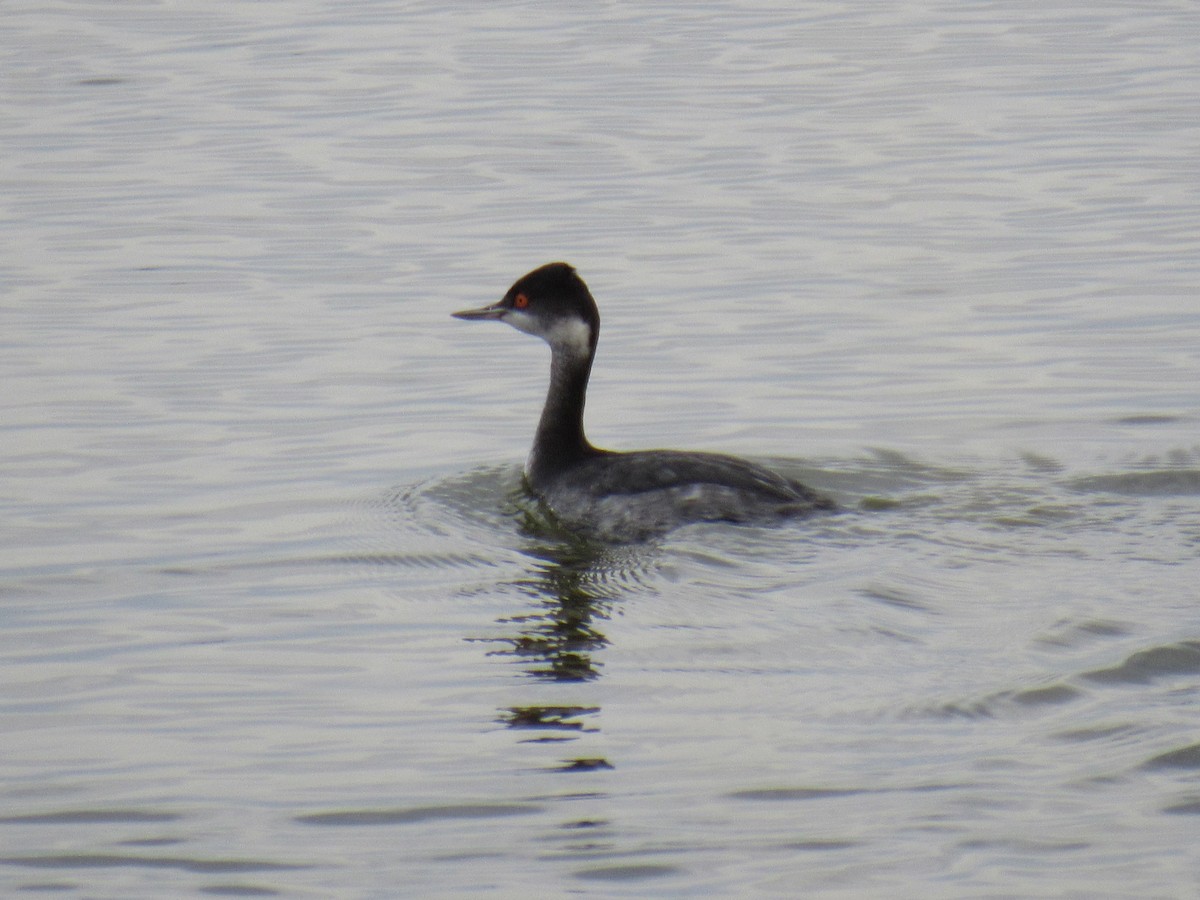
left=507, top=310, right=592, bottom=359
left=545, top=316, right=593, bottom=358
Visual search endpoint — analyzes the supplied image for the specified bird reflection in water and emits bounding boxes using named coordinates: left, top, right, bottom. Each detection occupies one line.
left=485, top=533, right=631, bottom=682
left=479, top=535, right=648, bottom=768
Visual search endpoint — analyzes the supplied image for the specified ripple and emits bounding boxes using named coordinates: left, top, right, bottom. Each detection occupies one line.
left=1052, top=723, right=1142, bottom=744
left=1142, top=743, right=1200, bottom=771
left=1033, top=618, right=1133, bottom=649
left=295, top=803, right=541, bottom=827
left=519, top=540, right=665, bottom=599
left=955, top=838, right=1090, bottom=854
left=573, top=863, right=678, bottom=882
left=1111, top=414, right=1185, bottom=426
left=339, top=549, right=495, bottom=571
left=1006, top=683, right=1084, bottom=708
left=1067, top=469, right=1200, bottom=496
left=377, top=464, right=525, bottom=539
left=1081, top=641, right=1200, bottom=685
left=930, top=639, right=1200, bottom=723
left=783, top=839, right=860, bottom=852
left=729, top=787, right=868, bottom=801
left=729, top=784, right=957, bottom=807
left=0, top=810, right=181, bottom=825
left=858, top=584, right=937, bottom=613
left=0, top=855, right=306, bottom=874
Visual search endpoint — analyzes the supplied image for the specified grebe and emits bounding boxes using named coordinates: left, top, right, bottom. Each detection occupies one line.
left=453, top=262, right=833, bottom=540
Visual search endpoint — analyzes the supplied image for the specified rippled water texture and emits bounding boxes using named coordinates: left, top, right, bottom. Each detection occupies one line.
left=3, top=1, right=1199, bottom=896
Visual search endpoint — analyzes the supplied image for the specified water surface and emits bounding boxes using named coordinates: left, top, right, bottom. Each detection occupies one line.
left=3, top=1, right=1199, bottom=896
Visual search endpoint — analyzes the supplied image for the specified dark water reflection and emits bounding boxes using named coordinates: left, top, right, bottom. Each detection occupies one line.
left=484, top=538, right=630, bottom=777
left=474, top=523, right=674, bottom=780
left=494, top=541, right=617, bottom=684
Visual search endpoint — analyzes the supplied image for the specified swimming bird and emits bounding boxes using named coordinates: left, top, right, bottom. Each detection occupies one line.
left=453, top=263, right=833, bottom=540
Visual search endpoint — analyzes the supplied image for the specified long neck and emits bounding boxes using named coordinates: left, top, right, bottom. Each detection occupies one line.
left=526, top=344, right=597, bottom=484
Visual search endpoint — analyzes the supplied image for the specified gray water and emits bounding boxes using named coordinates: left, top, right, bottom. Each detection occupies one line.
left=3, top=1, right=1199, bottom=896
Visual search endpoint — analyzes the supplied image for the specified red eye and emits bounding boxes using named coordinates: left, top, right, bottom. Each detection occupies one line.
left=514, top=293, right=529, bottom=309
